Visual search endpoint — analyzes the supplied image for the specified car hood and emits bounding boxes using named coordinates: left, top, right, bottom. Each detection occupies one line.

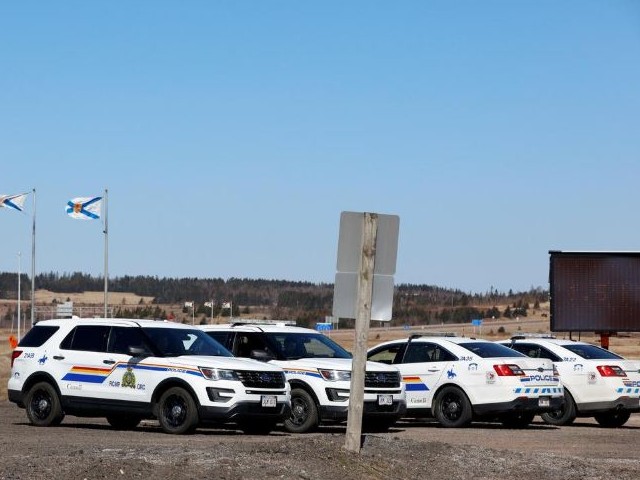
left=159, top=355, right=283, bottom=372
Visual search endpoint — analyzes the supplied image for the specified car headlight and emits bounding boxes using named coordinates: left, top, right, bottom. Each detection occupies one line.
left=319, top=369, right=351, bottom=381
left=199, top=367, right=238, bottom=381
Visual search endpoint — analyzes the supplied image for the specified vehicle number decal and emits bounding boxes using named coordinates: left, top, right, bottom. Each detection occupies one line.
left=24, top=353, right=35, bottom=359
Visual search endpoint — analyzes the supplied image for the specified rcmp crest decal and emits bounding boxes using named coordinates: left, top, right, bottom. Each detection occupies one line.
left=122, top=367, right=136, bottom=388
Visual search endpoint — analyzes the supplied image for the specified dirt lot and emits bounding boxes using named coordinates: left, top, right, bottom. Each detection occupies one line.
left=1, top=401, right=640, bottom=480
left=3, top=319, right=640, bottom=479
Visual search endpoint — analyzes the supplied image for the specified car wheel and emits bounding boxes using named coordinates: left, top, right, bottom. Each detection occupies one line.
left=500, top=412, right=535, bottom=428
left=540, top=391, right=577, bottom=426
left=593, top=411, right=631, bottom=428
left=25, top=382, right=65, bottom=427
left=284, top=388, right=319, bottom=433
left=106, top=414, right=142, bottom=430
left=157, top=387, right=199, bottom=434
left=433, top=386, right=472, bottom=428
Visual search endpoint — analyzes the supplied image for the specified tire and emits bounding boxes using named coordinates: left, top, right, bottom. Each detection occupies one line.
left=157, top=387, right=199, bottom=434
left=433, top=386, right=472, bottom=428
left=284, top=388, right=319, bottom=433
left=239, top=421, right=278, bottom=435
left=593, top=411, right=631, bottom=428
left=106, top=414, right=142, bottom=430
left=540, top=391, right=577, bottom=426
left=500, top=412, right=535, bottom=428
left=25, top=382, right=65, bottom=427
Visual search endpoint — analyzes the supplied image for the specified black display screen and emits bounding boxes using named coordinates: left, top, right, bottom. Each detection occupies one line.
left=549, top=251, right=640, bottom=332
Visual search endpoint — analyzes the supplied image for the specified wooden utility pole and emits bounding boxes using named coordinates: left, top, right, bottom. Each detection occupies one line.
left=344, top=212, right=378, bottom=453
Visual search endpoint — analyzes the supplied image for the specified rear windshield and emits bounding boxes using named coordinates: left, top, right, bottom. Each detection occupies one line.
left=458, top=342, right=526, bottom=358
left=18, top=326, right=60, bottom=347
left=563, top=344, right=623, bottom=360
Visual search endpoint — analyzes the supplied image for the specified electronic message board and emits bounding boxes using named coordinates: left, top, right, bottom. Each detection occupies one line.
left=549, top=251, right=640, bottom=332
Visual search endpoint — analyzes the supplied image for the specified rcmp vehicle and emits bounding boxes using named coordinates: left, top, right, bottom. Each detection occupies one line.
left=500, top=336, right=640, bottom=427
left=201, top=323, right=406, bottom=433
left=367, top=334, right=564, bottom=428
left=8, top=318, right=291, bottom=434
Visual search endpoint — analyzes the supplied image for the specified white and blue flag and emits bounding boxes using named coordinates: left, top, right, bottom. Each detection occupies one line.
left=66, top=196, right=102, bottom=220
left=0, top=192, right=29, bottom=212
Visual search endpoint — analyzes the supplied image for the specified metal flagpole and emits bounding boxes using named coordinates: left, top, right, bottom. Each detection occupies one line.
left=31, top=188, right=36, bottom=327
left=17, top=252, right=21, bottom=341
left=229, top=301, right=232, bottom=322
left=103, top=188, right=109, bottom=318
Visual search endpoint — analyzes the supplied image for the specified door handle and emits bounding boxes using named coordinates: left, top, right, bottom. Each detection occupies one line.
left=103, top=360, right=116, bottom=365
left=53, top=355, right=65, bottom=360
left=427, top=368, right=440, bottom=373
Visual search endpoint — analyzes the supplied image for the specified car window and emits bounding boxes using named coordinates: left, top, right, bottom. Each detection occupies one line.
left=234, top=333, right=274, bottom=358
left=402, top=342, right=457, bottom=363
left=510, top=343, right=562, bottom=362
left=368, top=344, right=404, bottom=364
left=562, top=344, right=623, bottom=360
left=60, top=325, right=110, bottom=352
left=265, top=332, right=351, bottom=360
left=18, top=325, right=59, bottom=347
left=143, top=327, right=232, bottom=357
left=458, top=342, right=525, bottom=358
left=207, top=331, right=232, bottom=349
left=107, top=326, right=153, bottom=355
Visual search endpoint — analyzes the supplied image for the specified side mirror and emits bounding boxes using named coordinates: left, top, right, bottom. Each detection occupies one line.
left=250, top=349, right=274, bottom=362
left=128, top=346, right=147, bottom=357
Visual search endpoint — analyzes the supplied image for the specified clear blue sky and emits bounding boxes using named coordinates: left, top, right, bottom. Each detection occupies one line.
left=2, top=1, right=639, bottom=294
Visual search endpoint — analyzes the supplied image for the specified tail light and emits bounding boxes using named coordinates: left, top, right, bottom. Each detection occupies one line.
left=596, top=365, right=626, bottom=377
left=10, top=350, right=22, bottom=368
left=493, top=364, right=525, bottom=376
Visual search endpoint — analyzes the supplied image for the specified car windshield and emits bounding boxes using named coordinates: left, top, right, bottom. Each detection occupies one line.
left=562, top=344, right=623, bottom=360
left=458, top=342, right=526, bottom=358
left=265, top=332, right=352, bottom=360
left=143, top=327, right=232, bottom=357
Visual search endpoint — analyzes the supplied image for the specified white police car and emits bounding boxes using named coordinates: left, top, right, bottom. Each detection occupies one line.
left=8, top=318, right=290, bottom=434
left=201, top=323, right=406, bottom=433
left=367, top=334, right=564, bottom=428
left=500, top=336, right=640, bottom=427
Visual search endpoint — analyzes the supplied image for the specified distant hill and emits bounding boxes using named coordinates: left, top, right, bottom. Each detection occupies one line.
left=0, top=271, right=548, bottom=328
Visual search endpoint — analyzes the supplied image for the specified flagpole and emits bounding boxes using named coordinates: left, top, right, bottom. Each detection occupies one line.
left=17, top=252, right=21, bottom=341
left=31, top=188, right=36, bottom=327
left=104, top=188, right=109, bottom=318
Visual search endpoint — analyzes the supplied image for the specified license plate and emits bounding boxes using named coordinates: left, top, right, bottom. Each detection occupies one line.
left=538, top=397, right=550, bottom=408
left=261, top=395, right=277, bottom=408
left=378, top=394, right=393, bottom=406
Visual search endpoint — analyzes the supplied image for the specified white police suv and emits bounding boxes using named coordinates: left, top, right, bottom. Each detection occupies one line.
left=8, top=318, right=290, bottom=434
left=500, top=336, right=640, bottom=427
left=201, top=323, right=406, bottom=433
left=367, top=334, right=564, bottom=428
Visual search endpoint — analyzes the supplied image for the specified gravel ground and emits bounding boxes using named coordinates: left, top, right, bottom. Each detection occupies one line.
left=1, top=401, right=640, bottom=480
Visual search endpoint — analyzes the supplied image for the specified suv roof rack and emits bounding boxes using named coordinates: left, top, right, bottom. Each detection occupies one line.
left=409, top=332, right=457, bottom=340
left=230, top=319, right=297, bottom=327
left=510, top=333, right=556, bottom=340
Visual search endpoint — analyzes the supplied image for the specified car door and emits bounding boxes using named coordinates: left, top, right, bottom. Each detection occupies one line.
left=103, top=326, right=155, bottom=402
left=397, top=342, right=453, bottom=408
left=54, top=324, right=111, bottom=401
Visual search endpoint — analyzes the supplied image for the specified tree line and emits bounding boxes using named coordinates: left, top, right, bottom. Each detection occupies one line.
left=0, top=271, right=548, bottom=328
